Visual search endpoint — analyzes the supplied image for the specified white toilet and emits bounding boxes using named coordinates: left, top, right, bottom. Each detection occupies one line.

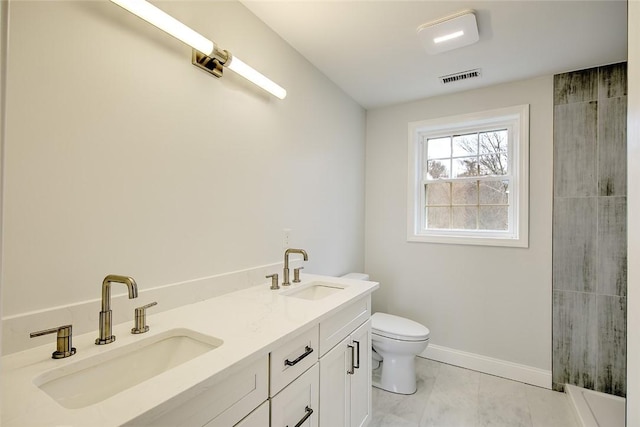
left=371, top=312, right=430, bottom=394
left=341, top=273, right=431, bottom=395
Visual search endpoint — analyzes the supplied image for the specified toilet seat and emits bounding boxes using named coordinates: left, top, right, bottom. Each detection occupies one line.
left=371, top=312, right=430, bottom=342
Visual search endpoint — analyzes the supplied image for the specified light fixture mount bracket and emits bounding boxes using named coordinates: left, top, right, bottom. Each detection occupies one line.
left=192, top=48, right=230, bottom=78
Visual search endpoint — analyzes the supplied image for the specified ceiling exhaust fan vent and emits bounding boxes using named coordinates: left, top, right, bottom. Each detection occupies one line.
left=439, top=69, right=481, bottom=84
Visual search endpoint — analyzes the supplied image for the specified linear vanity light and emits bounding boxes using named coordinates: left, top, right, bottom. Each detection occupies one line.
left=109, top=0, right=287, bottom=99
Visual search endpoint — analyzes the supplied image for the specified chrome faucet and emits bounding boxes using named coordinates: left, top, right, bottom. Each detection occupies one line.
left=96, top=274, right=138, bottom=345
left=283, top=248, right=308, bottom=286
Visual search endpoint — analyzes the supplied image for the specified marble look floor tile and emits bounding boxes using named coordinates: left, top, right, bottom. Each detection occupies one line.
left=372, top=383, right=404, bottom=418
left=525, top=384, right=579, bottom=427
left=370, top=413, right=420, bottom=427
left=419, top=363, right=481, bottom=427
left=372, top=358, right=440, bottom=424
left=372, top=359, right=580, bottom=427
left=477, top=374, right=532, bottom=427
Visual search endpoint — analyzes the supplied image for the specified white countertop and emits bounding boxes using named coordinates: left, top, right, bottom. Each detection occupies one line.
left=1, top=274, right=378, bottom=426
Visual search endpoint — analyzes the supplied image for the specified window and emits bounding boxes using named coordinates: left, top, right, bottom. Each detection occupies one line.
left=407, top=105, right=529, bottom=247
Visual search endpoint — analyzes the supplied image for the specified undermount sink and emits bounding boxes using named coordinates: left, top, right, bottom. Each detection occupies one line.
left=284, top=281, right=345, bottom=300
left=34, top=328, right=223, bottom=409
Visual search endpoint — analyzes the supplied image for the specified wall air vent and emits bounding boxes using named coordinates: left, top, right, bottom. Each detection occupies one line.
left=439, top=69, right=482, bottom=84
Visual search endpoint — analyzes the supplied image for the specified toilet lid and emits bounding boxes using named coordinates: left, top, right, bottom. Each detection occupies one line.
left=371, top=312, right=430, bottom=342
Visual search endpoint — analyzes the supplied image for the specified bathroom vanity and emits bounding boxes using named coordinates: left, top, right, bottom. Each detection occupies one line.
left=1, top=274, right=378, bottom=427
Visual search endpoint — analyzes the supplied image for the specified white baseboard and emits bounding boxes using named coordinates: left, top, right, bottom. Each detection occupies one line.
left=420, top=344, right=552, bottom=389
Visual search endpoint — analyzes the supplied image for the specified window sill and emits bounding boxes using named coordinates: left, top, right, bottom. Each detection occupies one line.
left=407, top=233, right=529, bottom=248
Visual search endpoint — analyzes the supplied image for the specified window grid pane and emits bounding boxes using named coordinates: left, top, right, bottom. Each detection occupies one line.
left=426, top=128, right=509, bottom=183
left=426, top=136, right=451, bottom=160
left=452, top=133, right=478, bottom=157
left=451, top=181, right=478, bottom=205
left=479, top=129, right=508, bottom=154
left=424, top=177, right=510, bottom=231
left=426, top=159, right=451, bottom=180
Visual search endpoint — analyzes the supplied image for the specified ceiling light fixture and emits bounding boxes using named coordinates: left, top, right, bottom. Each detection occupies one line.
left=110, top=0, right=287, bottom=99
left=417, top=10, right=479, bottom=55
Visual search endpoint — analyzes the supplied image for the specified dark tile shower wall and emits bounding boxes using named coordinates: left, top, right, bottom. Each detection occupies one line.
left=552, top=63, right=627, bottom=396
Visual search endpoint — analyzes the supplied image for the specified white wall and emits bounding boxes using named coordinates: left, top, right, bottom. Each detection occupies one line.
left=627, top=1, right=639, bottom=424
left=1, top=2, right=365, bottom=321
left=365, top=77, right=553, bottom=374
left=0, top=0, right=8, bottom=408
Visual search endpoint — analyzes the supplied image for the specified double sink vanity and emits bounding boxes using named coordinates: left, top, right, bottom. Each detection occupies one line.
left=2, top=270, right=378, bottom=426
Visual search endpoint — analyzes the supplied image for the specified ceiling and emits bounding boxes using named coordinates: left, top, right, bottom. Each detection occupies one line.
left=242, top=1, right=628, bottom=109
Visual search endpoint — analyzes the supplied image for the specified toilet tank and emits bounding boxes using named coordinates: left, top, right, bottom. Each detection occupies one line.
left=341, top=273, right=370, bottom=281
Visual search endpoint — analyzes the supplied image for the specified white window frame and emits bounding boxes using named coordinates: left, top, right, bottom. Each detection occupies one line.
left=407, top=105, right=529, bottom=247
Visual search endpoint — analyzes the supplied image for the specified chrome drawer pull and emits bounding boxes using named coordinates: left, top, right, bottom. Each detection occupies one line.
left=353, top=340, right=360, bottom=369
left=287, top=406, right=313, bottom=427
left=347, top=344, right=355, bottom=375
left=284, top=346, right=314, bottom=367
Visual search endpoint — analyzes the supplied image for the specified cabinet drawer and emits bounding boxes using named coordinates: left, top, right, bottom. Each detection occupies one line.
left=271, top=363, right=319, bottom=427
left=319, top=296, right=370, bottom=356
left=270, top=324, right=319, bottom=395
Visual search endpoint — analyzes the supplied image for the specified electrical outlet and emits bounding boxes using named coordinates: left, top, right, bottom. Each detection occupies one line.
left=283, top=228, right=291, bottom=248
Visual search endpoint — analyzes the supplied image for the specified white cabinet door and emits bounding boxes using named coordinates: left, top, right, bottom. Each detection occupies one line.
left=271, top=363, right=319, bottom=427
left=319, top=319, right=372, bottom=427
left=349, top=320, right=371, bottom=427
left=319, top=336, right=350, bottom=427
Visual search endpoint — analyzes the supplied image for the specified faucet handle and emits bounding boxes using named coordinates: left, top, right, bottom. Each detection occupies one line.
left=131, top=301, right=158, bottom=334
left=266, top=274, right=279, bottom=290
left=30, top=324, right=76, bottom=359
left=293, top=267, right=304, bottom=283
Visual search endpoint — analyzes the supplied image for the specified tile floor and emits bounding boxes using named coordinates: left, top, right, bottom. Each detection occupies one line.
left=371, top=358, right=578, bottom=427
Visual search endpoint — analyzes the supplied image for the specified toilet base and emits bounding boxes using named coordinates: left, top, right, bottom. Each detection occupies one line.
left=372, top=358, right=418, bottom=395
